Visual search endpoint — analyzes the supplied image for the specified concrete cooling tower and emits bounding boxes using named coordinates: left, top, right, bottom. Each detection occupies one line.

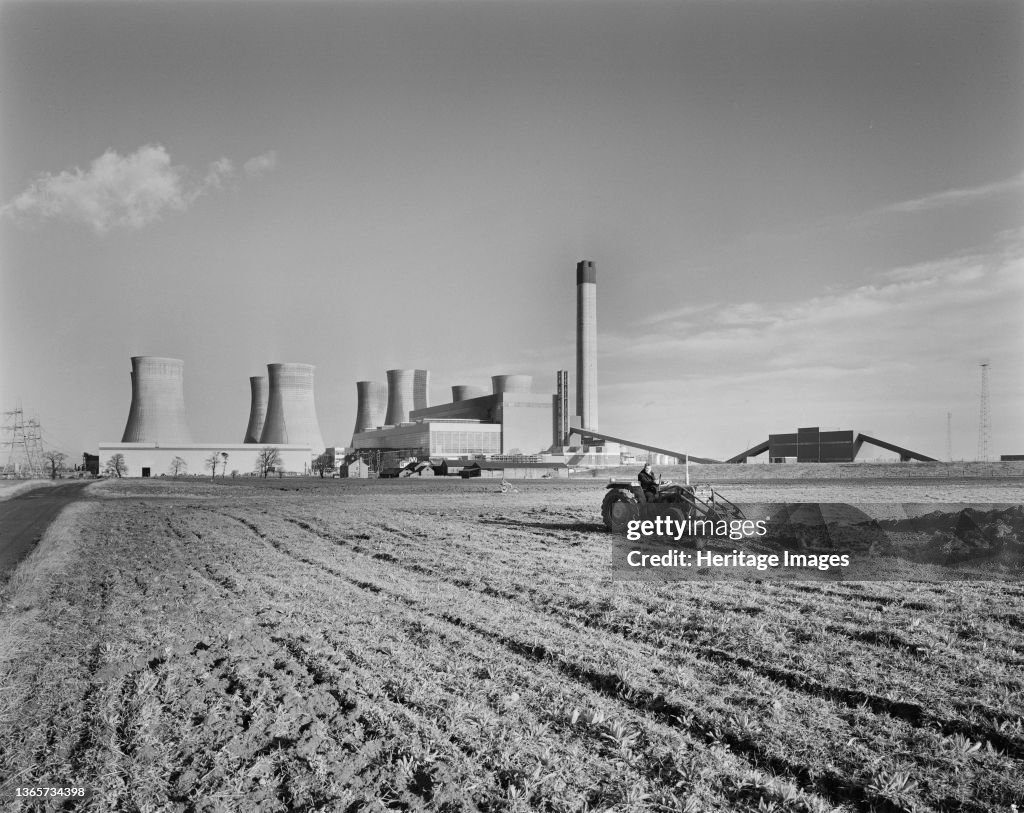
left=259, top=363, right=325, bottom=451
left=413, top=369, right=430, bottom=412
left=451, top=385, right=487, bottom=402
left=385, top=369, right=415, bottom=425
left=576, top=260, right=598, bottom=429
left=120, top=356, right=193, bottom=443
left=491, top=374, right=533, bottom=394
left=353, top=381, right=388, bottom=435
left=243, top=376, right=268, bottom=444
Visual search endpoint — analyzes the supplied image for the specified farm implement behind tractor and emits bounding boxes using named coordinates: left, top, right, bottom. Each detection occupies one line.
left=601, top=477, right=745, bottom=534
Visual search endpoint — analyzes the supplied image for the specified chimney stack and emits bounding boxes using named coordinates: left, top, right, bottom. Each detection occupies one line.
left=576, top=260, right=598, bottom=430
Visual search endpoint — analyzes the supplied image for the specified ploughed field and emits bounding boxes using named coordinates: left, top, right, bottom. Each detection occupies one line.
left=1, top=477, right=1022, bottom=812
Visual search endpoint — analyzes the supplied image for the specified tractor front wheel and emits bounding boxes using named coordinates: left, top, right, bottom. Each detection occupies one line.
left=602, top=490, right=641, bottom=533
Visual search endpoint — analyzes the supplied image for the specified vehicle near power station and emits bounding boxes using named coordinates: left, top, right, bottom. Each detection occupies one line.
left=601, top=477, right=745, bottom=534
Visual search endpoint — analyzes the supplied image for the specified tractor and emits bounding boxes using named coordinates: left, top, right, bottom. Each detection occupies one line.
left=601, top=477, right=745, bottom=534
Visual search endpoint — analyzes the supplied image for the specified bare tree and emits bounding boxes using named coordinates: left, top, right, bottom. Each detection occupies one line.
left=206, top=452, right=221, bottom=479
left=255, top=447, right=281, bottom=478
left=311, top=453, right=333, bottom=478
left=105, top=453, right=127, bottom=478
left=43, top=450, right=67, bottom=479
left=168, top=456, right=188, bottom=477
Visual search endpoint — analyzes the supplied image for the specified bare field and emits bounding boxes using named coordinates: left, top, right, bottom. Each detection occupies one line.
left=1, top=477, right=1022, bottom=812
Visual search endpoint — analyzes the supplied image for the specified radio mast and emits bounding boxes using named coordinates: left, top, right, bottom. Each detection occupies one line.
left=976, top=363, right=991, bottom=462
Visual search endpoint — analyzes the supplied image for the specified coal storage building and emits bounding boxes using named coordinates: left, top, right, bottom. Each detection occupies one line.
left=770, top=427, right=855, bottom=463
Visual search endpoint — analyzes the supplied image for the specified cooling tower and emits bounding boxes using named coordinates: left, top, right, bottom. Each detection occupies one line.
left=491, top=374, right=533, bottom=394
left=353, top=381, right=388, bottom=435
left=385, top=369, right=416, bottom=425
left=576, top=260, right=598, bottom=429
left=259, top=363, right=325, bottom=451
left=120, top=356, right=193, bottom=443
left=243, top=376, right=268, bottom=444
left=413, top=369, right=430, bottom=412
left=451, top=385, right=487, bottom=402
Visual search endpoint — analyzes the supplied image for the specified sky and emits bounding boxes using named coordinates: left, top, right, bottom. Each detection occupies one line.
left=1, top=0, right=1022, bottom=462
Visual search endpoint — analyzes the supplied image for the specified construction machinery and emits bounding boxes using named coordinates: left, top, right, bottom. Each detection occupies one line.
left=601, top=477, right=745, bottom=534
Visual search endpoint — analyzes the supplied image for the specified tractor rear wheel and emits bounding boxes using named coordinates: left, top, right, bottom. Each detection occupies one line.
left=602, top=490, right=641, bottom=532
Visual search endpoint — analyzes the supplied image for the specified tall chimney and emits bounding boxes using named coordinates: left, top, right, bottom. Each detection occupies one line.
left=259, top=363, right=325, bottom=451
left=353, top=381, right=388, bottom=436
left=385, top=369, right=416, bottom=425
left=243, top=375, right=268, bottom=443
left=576, top=260, right=598, bottom=429
left=120, top=356, right=193, bottom=443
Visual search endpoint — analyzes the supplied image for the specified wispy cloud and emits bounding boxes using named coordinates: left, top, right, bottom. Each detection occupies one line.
left=742, top=171, right=1024, bottom=249
left=597, top=232, right=1023, bottom=456
left=243, top=150, right=278, bottom=178
left=610, top=238, right=1022, bottom=371
left=3, top=144, right=276, bottom=233
left=875, top=172, right=1024, bottom=216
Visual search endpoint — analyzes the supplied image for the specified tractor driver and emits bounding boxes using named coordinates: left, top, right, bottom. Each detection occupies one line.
left=638, top=463, right=658, bottom=502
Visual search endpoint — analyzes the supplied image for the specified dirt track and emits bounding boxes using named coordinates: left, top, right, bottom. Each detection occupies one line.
left=0, top=481, right=94, bottom=575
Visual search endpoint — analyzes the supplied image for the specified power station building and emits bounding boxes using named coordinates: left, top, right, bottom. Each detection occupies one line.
left=100, top=259, right=612, bottom=475
left=350, top=373, right=558, bottom=462
left=348, top=261, right=607, bottom=466
left=100, top=357, right=321, bottom=477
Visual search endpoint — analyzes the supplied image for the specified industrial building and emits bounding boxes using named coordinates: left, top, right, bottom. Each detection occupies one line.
left=98, top=258, right=699, bottom=477
left=100, top=357, right=322, bottom=477
left=350, top=373, right=556, bottom=464
left=727, top=427, right=936, bottom=463
left=97, top=442, right=317, bottom=478
left=348, top=260, right=614, bottom=468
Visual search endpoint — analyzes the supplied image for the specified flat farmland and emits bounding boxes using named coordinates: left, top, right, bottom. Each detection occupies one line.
left=1, top=477, right=1022, bottom=812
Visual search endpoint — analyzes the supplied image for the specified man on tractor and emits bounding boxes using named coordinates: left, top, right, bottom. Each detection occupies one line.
left=637, top=462, right=658, bottom=502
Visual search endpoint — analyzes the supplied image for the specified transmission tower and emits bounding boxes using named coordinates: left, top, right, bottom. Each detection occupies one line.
left=976, top=363, right=991, bottom=462
left=945, top=411, right=952, bottom=462
left=2, top=405, right=46, bottom=478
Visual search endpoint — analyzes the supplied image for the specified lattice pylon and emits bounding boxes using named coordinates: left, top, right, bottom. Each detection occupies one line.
left=2, top=405, right=46, bottom=478
left=946, top=411, right=952, bottom=462
left=976, top=364, right=991, bottom=462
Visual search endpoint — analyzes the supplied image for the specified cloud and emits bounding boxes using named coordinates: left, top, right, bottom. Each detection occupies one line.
left=3, top=145, right=276, bottom=234
left=243, top=150, right=277, bottom=178
left=596, top=234, right=1023, bottom=456
left=873, top=171, right=1024, bottom=217
left=2, top=144, right=225, bottom=233
left=203, top=157, right=235, bottom=190
left=750, top=172, right=1024, bottom=248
